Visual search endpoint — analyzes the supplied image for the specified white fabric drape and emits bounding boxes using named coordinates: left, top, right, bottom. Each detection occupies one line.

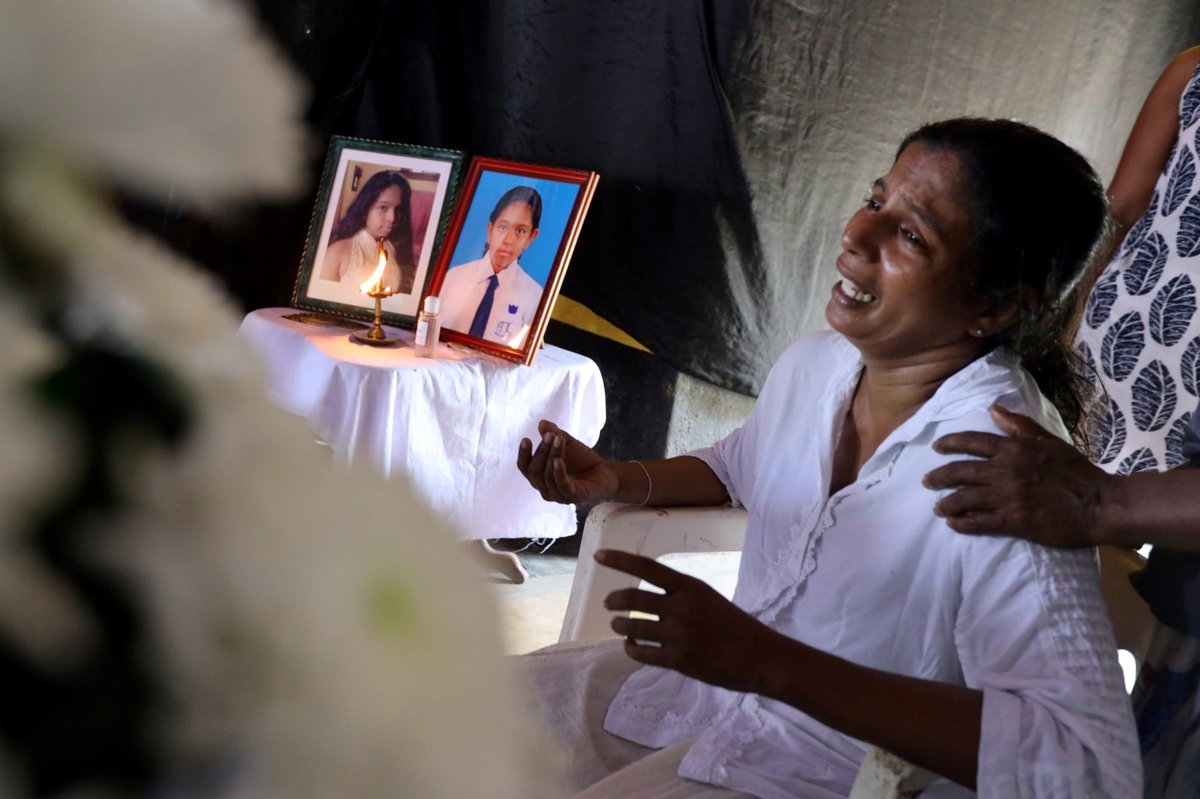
left=238, top=308, right=606, bottom=540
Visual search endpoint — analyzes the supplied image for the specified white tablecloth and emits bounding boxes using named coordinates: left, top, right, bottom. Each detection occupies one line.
left=239, top=308, right=606, bottom=540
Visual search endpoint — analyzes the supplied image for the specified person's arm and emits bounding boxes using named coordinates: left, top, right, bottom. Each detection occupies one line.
left=1080, top=46, right=1200, bottom=291
left=1108, top=47, right=1200, bottom=232
left=516, top=420, right=730, bottom=507
left=1099, top=468, right=1200, bottom=550
left=924, top=404, right=1200, bottom=552
left=599, top=550, right=983, bottom=789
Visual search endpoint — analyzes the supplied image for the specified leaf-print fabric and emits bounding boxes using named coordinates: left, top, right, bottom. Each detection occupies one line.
left=1131, top=360, right=1177, bottom=432
left=1085, top=269, right=1120, bottom=329
left=1182, top=337, right=1200, bottom=396
left=1120, top=189, right=1159, bottom=258
left=1077, top=61, right=1200, bottom=473
left=1165, top=412, right=1193, bottom=469
left=1150, top=274, right=1196, bottom=346
left=1100, top=311, right=1145, bottom=381
left=1179, top=194, right=1200, bottom=258
left=1089, top=396, right=1127, bottom=465
left=1125, top=232, right=1168, bottom=296
left=1117, top=446, right=1158, bottom=475
left=1165, top=148, right=1196, bottom=216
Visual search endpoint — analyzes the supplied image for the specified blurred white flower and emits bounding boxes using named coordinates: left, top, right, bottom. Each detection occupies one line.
left=0, top=0, right=308, bottom=205
left=1, top=142, right=251, bottom=362
left=102, top=363, right=563, bottom=798
left=52, top=352, right=564, bottom=798
left=0, top=0, right=565, bottom=796
left=0, top=292, right=68, bottom=538
left=0, top=292, right=94, bottom=670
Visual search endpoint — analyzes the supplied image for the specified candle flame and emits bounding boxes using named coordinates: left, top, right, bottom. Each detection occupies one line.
left=359, top=240, right=391, bottom=294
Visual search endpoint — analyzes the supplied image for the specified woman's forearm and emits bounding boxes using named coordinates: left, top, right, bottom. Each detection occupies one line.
left=755, top=631, right=982, bottom=790
left=603, top=550, right=982, bottom=789
left=612, top=455, right=731, bottom=507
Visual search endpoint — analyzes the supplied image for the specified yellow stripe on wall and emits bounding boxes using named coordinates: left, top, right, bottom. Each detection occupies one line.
left=551, top=295, right=652, bottom=353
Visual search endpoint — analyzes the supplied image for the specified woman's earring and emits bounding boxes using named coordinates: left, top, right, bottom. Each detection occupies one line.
left=974, top=328, right=985, bottom=337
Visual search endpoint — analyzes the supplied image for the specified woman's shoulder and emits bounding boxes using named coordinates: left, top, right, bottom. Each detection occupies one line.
left=1152, top=45, right=1200, bottom=117
left=922, top=349, right=1069, bottom=440
left=1171, top=45, right=1200, bottom=84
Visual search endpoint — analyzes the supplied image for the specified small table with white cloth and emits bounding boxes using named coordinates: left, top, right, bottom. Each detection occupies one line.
left=238, top=307, right=605, bottom=554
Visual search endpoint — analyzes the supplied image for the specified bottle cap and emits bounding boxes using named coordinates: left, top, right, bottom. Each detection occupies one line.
left=423, top=296, right=441, bottom=314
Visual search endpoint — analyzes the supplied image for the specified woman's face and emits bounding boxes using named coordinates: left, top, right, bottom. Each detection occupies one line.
left=364, top=184, right=404, bottom=240
left=486, top=201, right=539, bottom=272
left=826, top=142, right=986, bottom=363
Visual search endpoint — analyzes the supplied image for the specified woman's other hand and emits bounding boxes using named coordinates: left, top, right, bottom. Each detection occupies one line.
left=598, top=549, right=779, bottom=694
left=517, top=419, right=622, bottom=504
left=923, top=405, right=1112, bottom=548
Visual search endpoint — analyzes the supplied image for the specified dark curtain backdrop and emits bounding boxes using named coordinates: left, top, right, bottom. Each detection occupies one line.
left=142, top=0, right=1200, bottom=398
left=246, top=0, right=766, bottom=392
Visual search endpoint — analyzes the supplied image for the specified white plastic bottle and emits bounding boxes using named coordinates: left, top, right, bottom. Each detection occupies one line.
left=413, top=295, right=441, bottom=358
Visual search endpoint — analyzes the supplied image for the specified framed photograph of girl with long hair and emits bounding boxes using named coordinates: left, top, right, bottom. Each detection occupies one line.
left=292, top=136, right=466, bottom=326
left=425, top=157, right=599, bottom=365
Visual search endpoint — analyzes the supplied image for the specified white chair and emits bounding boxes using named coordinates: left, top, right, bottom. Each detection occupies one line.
left=559, top=502, right=749, bottom=642
left=559, top=503, right=1157, bottom=798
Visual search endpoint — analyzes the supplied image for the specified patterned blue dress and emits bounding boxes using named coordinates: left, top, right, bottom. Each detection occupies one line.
left=1078, top=59, right=1200, bottom=797
left=1077, top=60, right=1200, bottom=473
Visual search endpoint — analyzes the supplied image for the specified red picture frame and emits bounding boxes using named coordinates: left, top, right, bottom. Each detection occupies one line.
left=424, top=157, right=599, bottom=365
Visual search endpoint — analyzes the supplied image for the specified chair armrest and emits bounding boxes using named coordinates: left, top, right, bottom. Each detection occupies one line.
left=848, top=746, right=937, bottom=798
left=558, top=502, right=748, bottom=642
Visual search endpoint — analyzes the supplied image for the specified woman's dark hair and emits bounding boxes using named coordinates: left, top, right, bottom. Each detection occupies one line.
left=898, top=118, right=1110, bottom=443
left=329, top=170, right=414, bottom=267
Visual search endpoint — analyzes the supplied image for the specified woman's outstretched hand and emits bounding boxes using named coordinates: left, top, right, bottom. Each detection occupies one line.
left=923, top=405, right=1112, bottom=548
left=517, top=419, right=621, bottom=505
left=597, top=549, right=781, bottom=694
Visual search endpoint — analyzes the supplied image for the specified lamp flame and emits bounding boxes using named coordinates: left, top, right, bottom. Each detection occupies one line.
left=359, top=240, right=391, bottom=294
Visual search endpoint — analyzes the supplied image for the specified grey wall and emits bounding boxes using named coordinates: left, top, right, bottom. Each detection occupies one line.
left=658, top=0, right=1200, bottom=459
left=729, top=0, right=1200, bottom=378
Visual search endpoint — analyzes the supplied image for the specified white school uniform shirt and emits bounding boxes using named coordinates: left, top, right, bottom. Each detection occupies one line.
left=603, top=331, right=1140, bottom=799
left=438, top=255, right=543, bottom=347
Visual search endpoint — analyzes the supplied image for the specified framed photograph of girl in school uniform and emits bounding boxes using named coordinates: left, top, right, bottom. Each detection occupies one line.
left=292, top=136, right=466, bottom=326
left=425, top=157, right=599, bottom=365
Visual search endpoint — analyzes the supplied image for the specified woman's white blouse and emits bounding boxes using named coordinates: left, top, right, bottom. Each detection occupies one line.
left=603, top=331, right=1140, bottom=798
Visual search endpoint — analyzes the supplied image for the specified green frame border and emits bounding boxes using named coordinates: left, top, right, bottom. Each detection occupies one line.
left=291, top=136, right=466, bottom=327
